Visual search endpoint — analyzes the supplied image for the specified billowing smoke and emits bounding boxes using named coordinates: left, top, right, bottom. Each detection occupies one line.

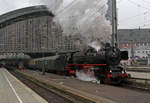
left=54, top=0, right=112, bottom=51
left=0, top=0, right=112, bottom=51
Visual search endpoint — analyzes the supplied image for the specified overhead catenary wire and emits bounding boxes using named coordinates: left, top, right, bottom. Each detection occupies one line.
left=78, top=0, right=107, bottom=25
left=119, top=10, right=150, bottom=23
left=56, top=0, right=77, bottom=15
left=140, top=22, right=150, bottom=28
left=123, top=18, right=150, bottom=29
left=128, top=0, right=150, bottom=11
left=118, top=0, right=150, bottom=28
left=119, top=0, right=150, bottom=22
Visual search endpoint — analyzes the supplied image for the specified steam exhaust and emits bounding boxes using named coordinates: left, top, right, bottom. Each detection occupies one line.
left=75, top=67, right=100, bottom=84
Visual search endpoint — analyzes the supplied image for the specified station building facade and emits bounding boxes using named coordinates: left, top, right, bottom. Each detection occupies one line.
left=0, top=5, right=76, bottom=54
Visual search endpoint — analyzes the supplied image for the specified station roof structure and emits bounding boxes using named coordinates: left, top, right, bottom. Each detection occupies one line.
left=118, top=29, right=150, bottom=43
left=0, top=5, right=54, bottom=28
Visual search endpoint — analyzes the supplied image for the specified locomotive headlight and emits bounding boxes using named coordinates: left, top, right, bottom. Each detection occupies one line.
left=109, top=70, right=112, bottom=75
left=110, top=70, right=112, bottom=73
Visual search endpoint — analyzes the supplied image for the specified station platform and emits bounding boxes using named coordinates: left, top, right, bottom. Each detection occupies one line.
left=16, top=69, right=150, bottom=103
left=0, top=68, right=48, bottom=103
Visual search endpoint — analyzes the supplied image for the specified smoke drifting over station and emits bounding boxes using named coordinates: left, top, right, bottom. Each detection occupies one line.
left=0, top=0, right=112, bottom=51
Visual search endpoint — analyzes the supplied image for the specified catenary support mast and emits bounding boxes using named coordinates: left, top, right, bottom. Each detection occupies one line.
left=112, top=0, right=118, bottom=47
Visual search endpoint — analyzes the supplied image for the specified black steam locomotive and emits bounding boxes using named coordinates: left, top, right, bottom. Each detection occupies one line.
left=27, top=43, right=129, bottom=84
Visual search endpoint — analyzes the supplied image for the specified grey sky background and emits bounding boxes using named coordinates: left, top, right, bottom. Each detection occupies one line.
left=117, top=0, right=150, bottom=29
left=0, top=0, right=150, bottom=29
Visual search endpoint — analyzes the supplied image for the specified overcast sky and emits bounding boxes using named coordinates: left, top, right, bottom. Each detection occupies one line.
left=117, top=0, right=150, bottom=29
left=0, top=0, right=150, bottom=29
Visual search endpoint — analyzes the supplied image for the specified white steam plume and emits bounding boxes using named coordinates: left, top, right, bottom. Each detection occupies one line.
left=76, top=70, right=100, bottom=83
left=88, top=41, right=102, bottom=52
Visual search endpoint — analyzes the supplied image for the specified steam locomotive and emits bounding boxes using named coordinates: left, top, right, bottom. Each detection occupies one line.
left=27, top=43, right=129, bottom=84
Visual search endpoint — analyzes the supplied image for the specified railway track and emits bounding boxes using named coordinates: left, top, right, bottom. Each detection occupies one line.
left=9, top=70, right=74, bottom=103
left=9, top=67, right=150, bottom=92
left=118, top=78, right=150, bottom=93
left=6, top=66, right=150, bottom=103
left=8, top=69, right=95, bottom=103
left=122, top=84, right=150, bottom=93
